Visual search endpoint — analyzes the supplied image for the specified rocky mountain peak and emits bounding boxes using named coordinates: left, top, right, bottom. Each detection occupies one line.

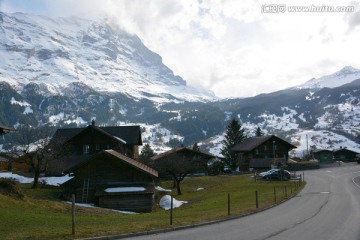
left=0, top=12, right=215, bottom=102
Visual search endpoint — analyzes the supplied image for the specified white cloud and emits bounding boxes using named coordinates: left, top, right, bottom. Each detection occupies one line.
left=1, top=0, right=360, bottom=98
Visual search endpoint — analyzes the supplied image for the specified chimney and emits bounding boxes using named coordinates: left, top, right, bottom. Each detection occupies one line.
left=91, top=119, right=96, bottom=126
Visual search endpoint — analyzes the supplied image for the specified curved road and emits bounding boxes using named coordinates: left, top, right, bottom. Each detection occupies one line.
left=125, top=163, right=360, bottom=240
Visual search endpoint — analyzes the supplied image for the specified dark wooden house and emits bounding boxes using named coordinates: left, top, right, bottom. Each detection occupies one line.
left=231, top=135, right=296, bottom=171
left=151, top=147, right=216, bottom=175
left=333, top=147, right=359, bottom=162
left=313, top=149, right=333, bottom=163
left=62, top=150, right=158, bottom=212
left=47, top=121, right=142, bottom=176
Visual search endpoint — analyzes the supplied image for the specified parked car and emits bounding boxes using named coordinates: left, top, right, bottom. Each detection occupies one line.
left=261, top=169, right=291, bottom=180
left=258, top=169, right=278, bottom=177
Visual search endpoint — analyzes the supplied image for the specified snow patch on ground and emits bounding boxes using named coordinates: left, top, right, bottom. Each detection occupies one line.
left=0, top=172, right=73, bottom=186
left=159, top=195, right=188, bottom=210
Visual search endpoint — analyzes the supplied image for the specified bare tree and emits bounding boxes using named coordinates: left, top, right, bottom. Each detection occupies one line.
left=12, top=125, right=63, bottom=188
left=153, top=153, right=201, bottom=195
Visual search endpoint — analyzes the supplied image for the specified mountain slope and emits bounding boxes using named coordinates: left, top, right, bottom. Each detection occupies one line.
left=0, top=12, right=216, bottom=103
left=294, top=66, right=360, bottom=90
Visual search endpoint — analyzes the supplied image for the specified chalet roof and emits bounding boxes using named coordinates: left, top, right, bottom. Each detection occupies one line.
left=231, top=135, right=296, bottom=152
left=151, top=147, right=216, bottom=161
left=51, top=125, right=142, bottom=145
left=333, top=148, right=359, bottom=154
left=64, top=150, right=158, bottom=178
left=0, top=124, right=16, bottom=135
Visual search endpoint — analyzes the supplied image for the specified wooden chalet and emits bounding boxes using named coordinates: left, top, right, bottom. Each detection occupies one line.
left=47, top=120, right=142, bottom=176
left=313, top=149, right=333, bottom=163
left=333, top=147, right=359, bottom=162
left=62, top=150, right=158, bottom=213
left=151, top=147, right=216, bottom=175
left=231, top=135, right=296, bottom=171
left=0, top=124, right=16, bottom=135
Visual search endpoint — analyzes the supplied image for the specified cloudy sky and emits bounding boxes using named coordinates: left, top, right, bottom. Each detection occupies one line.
left=1, top=0, right=360, bottom=98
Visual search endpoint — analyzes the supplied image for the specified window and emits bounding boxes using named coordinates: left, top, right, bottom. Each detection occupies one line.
left=264, top=145, right=267, bottom=151
left=96, top=144, right=100, bottom=151
left=255, top=148, right=259, bottom=155
left=83, top=145, right=90, bottom=154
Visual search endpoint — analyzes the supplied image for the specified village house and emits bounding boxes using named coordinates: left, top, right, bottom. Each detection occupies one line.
left=151, top=147, right=216, bottom=175
left=231, top=135, right=296, bottom=171
left=0, top=124, right=17, bottom=171
left=61, top=150, right=158, bottom=212
left=48, top=121, right=158, bottom=212
left=313, top=149, right=333, bottom=163
left=47, top=120, right=142, bottom=176
left=333, top=147, right=359, bottom=162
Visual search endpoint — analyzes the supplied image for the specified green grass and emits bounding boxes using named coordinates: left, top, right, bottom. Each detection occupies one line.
left=0, top=175, right=304, bottom=240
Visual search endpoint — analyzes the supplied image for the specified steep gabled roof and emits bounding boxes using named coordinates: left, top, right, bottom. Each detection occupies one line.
left=231, top=135, right=296, bottom=152
left=64, top=150, right=158, bottom=178
left=51, top=125, right=142, bottom=145
left=151, top=147, right=216, bottom=161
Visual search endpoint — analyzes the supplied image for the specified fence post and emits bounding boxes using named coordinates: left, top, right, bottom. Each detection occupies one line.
left=255, top=191, right=259, bottom=209
left=72, top=194, right=76, bottom=235
left=170, top=195, right=173, bottom=225
left=273, top=186, right=276, bottom=203
left=228, top=193, right=231, bottom=216
left=303, top=172, right=305, bottom=182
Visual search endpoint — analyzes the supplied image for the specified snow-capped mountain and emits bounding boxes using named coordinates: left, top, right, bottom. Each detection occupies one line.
left=295, top=66, right=360, bottom=90
left=0, top=12, right=359, bottom=158
left=204, top=74, right=360, bottom=157
left=0, top=12, right=216, bottom=103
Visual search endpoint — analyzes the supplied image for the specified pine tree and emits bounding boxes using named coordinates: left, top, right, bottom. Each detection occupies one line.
left=255, top=126, right=264, bottom=136
left=138, top=144, right=155, bottom=166
left=220, top=118, right=245, bottom=170
left=192, top=142, right=200, bottom=152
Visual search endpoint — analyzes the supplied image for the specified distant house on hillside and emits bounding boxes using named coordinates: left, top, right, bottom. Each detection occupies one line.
left=313, top=149, right=333, bottom=163
left=61, top=150, right=158, bottom=212
left=47, top=120, right=142, bottom=176
left=333, top=147, right=359, bottom=162
left=0, top=124, right=16, bottom=135
left=151, top=147, right=216, bottom=175
left=231, top=135, right=296, bottom=171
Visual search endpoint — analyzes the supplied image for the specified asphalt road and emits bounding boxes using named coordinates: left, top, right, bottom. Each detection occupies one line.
left=124, top=163, right=360, bottom=240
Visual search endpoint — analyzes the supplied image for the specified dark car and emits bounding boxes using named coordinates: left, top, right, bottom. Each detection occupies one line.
left=261, top=169, right=291, bottom=181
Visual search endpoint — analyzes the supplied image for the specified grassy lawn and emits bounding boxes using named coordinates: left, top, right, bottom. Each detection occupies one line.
left=0, top=174, right=304, bottom=240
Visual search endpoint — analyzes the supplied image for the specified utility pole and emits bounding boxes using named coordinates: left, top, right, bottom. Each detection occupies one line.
left=306, top=134, right=309, bottom=155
